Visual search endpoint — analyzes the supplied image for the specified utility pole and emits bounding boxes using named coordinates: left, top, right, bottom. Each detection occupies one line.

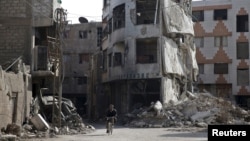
left=50, top=7, right=67, bottom=130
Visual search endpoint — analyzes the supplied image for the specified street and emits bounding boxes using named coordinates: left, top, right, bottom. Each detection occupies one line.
left=25, top=122, right=208, bottom=141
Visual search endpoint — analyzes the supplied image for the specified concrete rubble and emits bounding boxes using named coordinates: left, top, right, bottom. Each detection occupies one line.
left=122, top=92, right=250, bottom=128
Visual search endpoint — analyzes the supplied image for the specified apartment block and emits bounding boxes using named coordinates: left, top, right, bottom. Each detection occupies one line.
left=62, top=21, right=102, bottom=117
left=192, top=0, right=250, bottom=107
left=89, top=0, right=198, bottom=118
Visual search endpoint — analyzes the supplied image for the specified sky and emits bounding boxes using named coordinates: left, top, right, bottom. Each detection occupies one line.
left=61, top=0, right=103, bottom=24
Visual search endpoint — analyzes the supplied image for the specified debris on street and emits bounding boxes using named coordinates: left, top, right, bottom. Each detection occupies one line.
left=122, top=92, right=250, bottom=128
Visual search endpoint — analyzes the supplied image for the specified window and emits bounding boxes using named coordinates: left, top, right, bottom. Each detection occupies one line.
left=214, top=36, right=227, bottom=47
left=136, top=38, right=157, bottom=64
left=77, top=77, right=87, bottom=85
left=237, top=69, right=249, bottom=86
left=237, top=42, right=249, bottom=59
left=237, top=15, right=249, bottom=32
left=113, top=52, right=122, bottom=66
left=79, top=53, right=89, bottom=64
left=97, top=27, right=103, bottom=47
left=195, top=37, right=204, bottom=48
left=136, top=0, right=158, bottom=25
left=192, top=11, right=204, bottom=22
left=214, top=9, right=227, bottom=20
left=103, top=50, right=107, bottom=71
left=63, top=54, right=70, bottom=63
left=214, top=63, right=228, bottom=74
left=108, top=53, right=112, bottom=67
left=198, top=64, right=204, bottom=74
left=79, top=30, right=87, bottom=39
left=113, top=4, right=125, bottom=30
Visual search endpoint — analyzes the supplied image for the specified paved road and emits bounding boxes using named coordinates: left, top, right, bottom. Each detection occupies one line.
left=26, top=122, right=208, bottom=141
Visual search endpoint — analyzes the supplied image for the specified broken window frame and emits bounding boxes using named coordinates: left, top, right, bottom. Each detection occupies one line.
left=237, top=42, right=249, bottom=59
left=214, top=36, right=227, bottom=47
left=195, top=37, right=204, bottom=48
left=79, top=30, right=88, bottom=39
left=214, top=9, right=227, bottom=20
left=214, top=63, right=228, bottom=74
left=237, top=15, right=249, bottom=32
left=136, top=38, right=158, bottom=64
left=113, top=4, right=125, bottom=30
left=237, top=68, right=249, bottom=86
left=136, top=0, right=158, bottom=25
left=192, top=10, right=204, bottom=22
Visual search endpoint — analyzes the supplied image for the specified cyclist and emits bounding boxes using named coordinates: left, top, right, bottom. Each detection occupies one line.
left=105, top=104, right=117, bottom=134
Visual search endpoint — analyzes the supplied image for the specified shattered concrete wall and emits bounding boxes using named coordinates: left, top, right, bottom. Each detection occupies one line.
left=161, top=0, right=198, bottom=104
left=0, top=67, right=32, bottom=129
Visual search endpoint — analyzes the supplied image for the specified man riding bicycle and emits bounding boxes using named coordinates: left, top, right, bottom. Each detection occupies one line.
left=105, top=104, right=117, bottom=134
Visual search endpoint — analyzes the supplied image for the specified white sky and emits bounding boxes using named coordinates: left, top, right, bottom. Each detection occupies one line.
left=61, top=0, right=103, bottom=24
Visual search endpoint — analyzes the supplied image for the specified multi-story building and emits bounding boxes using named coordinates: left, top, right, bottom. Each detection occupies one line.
left=192, top=0, right=250, bottom=107
left=0, top=0, right=63, bottom=126
left=62, top=21, right=102, bottom=117
left=89, top=0, right=198, bottom=119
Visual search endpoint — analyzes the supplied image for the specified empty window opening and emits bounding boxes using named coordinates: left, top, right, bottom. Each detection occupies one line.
left=237, top=42, right=249, bottom=59
left=214, top=36, right=227, bottom=47
left=237, top=15, right=249, bottom=32
left=97, top=27, right=103, bottom=47
left=113, top=4, right=125, bottom=30
left=103, top=50, right=107, bottom=71
left=113, top=52, right=122, bottom=66
left=214, top=9, right=227, bottom=20
left=79, top=30, right=88, bottom=39
left=214, top=63, right=228, bottom=74
left=79, top=53, right=90, bottom=64
left=136, top=38, right=157, bottom=64
left=192, top=10, right=204, bottom=22
left=108, top=53, right=112, bottom=67
left=136, top=0, right=158, bottom=25
left=237, top=69, right=249, bottom=86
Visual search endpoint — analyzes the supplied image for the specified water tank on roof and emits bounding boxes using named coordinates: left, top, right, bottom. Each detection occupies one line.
left=79, top=17, right=88, bottom=23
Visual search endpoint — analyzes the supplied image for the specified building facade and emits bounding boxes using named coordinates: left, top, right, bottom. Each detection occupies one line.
left=192, top=0, right=250, bottom=108
left=89, top=0, right=198, bottom=119
left=0, top=0, right=63, bottom=127
left=62, top=22, right=102, bottom=117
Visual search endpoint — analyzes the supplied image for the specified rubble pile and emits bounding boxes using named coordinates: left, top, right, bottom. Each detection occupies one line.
left=0, top=93, right=95, bottom=141
left=123, top=92, right=250, bottom=128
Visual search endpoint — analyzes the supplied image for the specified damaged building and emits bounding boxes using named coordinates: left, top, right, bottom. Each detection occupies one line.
left=62, top=21, right=102, bottom=118
left=0, top=0, right=65, bottom=129
left=192, top=0, right=250, bottom=108
left=89, top=0, right=198, bottom=119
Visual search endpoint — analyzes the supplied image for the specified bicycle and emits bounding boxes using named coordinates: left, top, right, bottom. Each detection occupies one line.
left=106, top=116, right=115, bottom=135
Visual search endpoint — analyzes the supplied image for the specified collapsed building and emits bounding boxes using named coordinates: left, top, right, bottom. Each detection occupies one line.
left=89, top=0, right=198, bottom=119
left=0, top=1, right=94, bottom=139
